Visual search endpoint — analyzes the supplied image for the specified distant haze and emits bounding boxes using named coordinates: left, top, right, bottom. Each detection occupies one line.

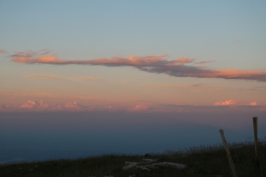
left=1, top=111, right=265, bottom=163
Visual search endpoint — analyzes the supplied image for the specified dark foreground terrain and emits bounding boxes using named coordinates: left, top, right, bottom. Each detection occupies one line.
left=1, top=140, right=265, bottom=177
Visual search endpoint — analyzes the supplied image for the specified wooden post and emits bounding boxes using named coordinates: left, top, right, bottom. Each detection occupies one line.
left=253, top=117, right=259, bottom=161
left=219, top=129, right=237, bottom=177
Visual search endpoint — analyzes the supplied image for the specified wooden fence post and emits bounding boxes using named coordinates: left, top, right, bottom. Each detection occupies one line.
left=219, top=129, right=237, bottom=177
left=253, top=117, right=259, bottom=161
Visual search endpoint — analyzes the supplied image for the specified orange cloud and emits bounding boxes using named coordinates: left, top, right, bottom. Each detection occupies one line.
left=213, top=99, right=239, bottom=106
left=11, top=51, right=266, bottom=82
left=12, top=51, right=168, bottom=66
left=12, top=53, right=59, bottom=63
left=196, top=70, right=266, bottom=81
left=168, top=58, right=195, bottom=64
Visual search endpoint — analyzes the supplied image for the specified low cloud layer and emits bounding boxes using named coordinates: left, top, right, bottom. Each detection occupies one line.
left=17, top=100, right=88, bottom=112
left=52, top=101, right=88, bottom=111
left=213, top=99, right=239, bottom=106
left=0, top=99, right=264, bottom=113
left=128, top=104, right=149, bottom=112
left=11, top=51, right=266, bottom=82
left=20, top=100, right=49, bottom=109
left=213, top=99, right=258, bottom=106
left=247, top=101, right=258, bottom=106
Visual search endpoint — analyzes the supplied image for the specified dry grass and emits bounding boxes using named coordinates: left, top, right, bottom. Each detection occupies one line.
left=1, top=140, right=266, bottom=177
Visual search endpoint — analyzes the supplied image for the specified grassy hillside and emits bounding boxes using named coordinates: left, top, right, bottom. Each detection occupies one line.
left=1, top=140, right=265, bottom=177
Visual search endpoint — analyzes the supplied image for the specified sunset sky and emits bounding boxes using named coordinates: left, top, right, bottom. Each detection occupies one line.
left=1, top=0, right=266, bottom=113
left=1, top=1, right=266, bottom=163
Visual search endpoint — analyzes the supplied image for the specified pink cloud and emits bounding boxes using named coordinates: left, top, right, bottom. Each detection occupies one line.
left=248, top=101, right=258, bottom=106
left=6, top=99, right=87, bottom=112
left=213, top=99, right=239, bottom=106
left=213, top=100, right=259, bottom=107
left=21, top=100, right=49, bottom=109
left=52, top=101, right=87, bottom=112
left=106, top=105, right=115, bottom=111
left=128, top=104, right=149, bottom=112
left=11, top=51, right=266, bottom=82
left=63, top=101, right=81, bottom=109
left=21, top=100, right=38, bottom=109
left=0, top=49, right=6, bottom=54
left=1, top=99, right=266, bottom=113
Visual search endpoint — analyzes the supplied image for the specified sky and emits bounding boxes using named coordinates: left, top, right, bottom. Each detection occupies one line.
left=0, top=0, right=266, bottom=162
left=1, top=0, right=266, bottom=113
